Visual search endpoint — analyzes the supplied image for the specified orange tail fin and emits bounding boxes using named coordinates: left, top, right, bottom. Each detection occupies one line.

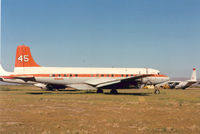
left=15, top=45, right=40, bottom=67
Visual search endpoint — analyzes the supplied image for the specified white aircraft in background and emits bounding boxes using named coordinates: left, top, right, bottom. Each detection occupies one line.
left=168, top=68, right=197, bottom=89
left=0, top=45, right=169, bottom=94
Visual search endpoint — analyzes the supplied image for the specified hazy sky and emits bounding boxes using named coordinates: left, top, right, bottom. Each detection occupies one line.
left=1, top=0, right=200, bottom=78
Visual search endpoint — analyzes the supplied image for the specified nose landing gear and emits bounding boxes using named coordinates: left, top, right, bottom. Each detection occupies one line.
left=154, top=89, right=160, bottom=94
left=154, top=86, right=160, bottom=94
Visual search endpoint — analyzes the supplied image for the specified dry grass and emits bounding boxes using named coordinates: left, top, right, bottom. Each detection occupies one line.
left=0, top=85, right=200, bottom=134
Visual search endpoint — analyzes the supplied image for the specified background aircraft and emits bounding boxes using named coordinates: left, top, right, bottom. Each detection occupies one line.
left=0, top=45, right=169, bottom=94
left=167, top=68, right=197, bottom=89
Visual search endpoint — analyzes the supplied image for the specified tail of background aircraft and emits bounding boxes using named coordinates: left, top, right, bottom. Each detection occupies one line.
left=15, top=45, right=40, bottom=68
left=190, top=68, right=196, bottom=81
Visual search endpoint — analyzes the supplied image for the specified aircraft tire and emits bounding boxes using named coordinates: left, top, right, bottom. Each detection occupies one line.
left=154, top=89, right=160, bottom=94
left=97, top=89, right=104, bottom=94
left=110, top=89, right=118, bottom=94
left=46, top=85, right=55, bottom=91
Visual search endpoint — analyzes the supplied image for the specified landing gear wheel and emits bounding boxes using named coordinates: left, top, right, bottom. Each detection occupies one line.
left=46, top=85, right=55, bottom=91
left=97, top=89, right=104, bottom=94
left=110, top=89, right=118, bottom=94
left=154, top=89, right=160, bottom=94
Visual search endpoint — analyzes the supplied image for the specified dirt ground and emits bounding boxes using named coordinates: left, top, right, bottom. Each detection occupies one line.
left=0, top=85, right=200, bottom=134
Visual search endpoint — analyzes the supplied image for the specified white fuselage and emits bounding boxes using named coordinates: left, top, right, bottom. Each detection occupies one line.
left=12, top=67, right=169, bottom=87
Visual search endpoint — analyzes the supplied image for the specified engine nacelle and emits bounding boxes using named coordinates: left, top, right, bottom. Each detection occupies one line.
left=34, top=83, right=48, bottom=89
left=34, top=83, right=66, bottom=91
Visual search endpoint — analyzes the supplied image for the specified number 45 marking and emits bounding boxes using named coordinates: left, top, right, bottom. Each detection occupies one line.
left=18, top=55, right=29, bottom=62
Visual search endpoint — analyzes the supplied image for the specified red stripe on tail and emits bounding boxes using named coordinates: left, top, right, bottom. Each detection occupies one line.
left=15, top=45, right=40, bottom=67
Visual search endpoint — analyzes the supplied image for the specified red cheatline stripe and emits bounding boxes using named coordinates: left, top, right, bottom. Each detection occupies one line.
left=149, top=74, right=168, bottom=77
left=54, top=78, right=64, bottom=80
left=1, top=76, right=15, bottom=79
left=8, top=74, right=168, bottom=78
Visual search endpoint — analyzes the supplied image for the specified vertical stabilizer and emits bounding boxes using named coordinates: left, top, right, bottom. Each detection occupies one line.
left=15, top=45, right=40, bottom=68
left=190, top=68, right=197, bottom=81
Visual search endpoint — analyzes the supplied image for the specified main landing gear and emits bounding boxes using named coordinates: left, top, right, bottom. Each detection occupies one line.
left=97, top=89, right=118, bottom=94
left=97, top=88, right=104, bottom=94
left=46, top=85, right=55, bottom=91
left=110, top=89, right=118, bottom=94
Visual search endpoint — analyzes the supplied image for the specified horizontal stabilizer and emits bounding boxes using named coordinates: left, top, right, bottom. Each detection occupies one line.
left=5, top=75, right=36, bottom=82
left=0, top=65, right=12, bottom=76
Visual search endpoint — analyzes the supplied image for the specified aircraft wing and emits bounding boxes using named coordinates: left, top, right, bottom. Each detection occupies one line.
left=86, top=78, right=121, bottom=86
left=121, top=74, right=154, bottom=82
left=184, top=80, right=197, bottom=87
left=67, top=84, right=97, bottom=90
left=96, top=80, right=121, bottom=88
left=167, top=81, right=181, bottom=84
left=86, top=74, right=153, bottom=88
left=67, top=74, right=153, bottom=90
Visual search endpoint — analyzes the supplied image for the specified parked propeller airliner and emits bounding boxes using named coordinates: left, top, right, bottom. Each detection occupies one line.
left=0, top=45, right=169, bottom=94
